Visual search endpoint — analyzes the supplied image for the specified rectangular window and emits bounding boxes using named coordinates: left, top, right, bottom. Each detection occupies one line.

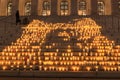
left=97, top=1, right=105, bottom=15
left=60, top=1, right=69, bottom=16
left=42, top=1, right=51, bottom=16
left=78, top=1, right=87, bottom=15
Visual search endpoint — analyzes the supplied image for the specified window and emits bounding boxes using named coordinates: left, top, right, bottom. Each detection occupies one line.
left=60, top=1, right=69, bottom=16
left=78, top=1, right=87, bottom=15
left=25, top=1, right=31, bottom=16
left=98, top=1, right=105, bottom=15
left=42, top=1, right=51, bottom=16
left=7, top=2, right=12, bottom=16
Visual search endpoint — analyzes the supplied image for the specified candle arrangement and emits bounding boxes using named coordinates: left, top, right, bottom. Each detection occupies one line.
left=0, top=18, right=120, bottom=71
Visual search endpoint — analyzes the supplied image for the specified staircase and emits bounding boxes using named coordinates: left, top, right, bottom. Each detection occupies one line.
left=0, top=18, right=119, bottom=72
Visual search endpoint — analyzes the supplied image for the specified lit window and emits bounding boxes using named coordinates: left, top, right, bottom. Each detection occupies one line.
left=98, top=1, right=105, bottom=15
left=78, top=1, right=87, bottom=15
left=60, top=1, right=69, bottom=16
left=42, top=1, right=51, bottom=16
left=25, top=1, right=31, bottom=16
left=7, top=2, right=12, bottom=16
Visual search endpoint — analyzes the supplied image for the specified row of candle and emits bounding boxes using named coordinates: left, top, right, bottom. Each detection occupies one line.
left=0, top=56, right=120, bottom=61
left=1, top=65, right=120, bottom=71
left=0, top=60, right=119, bottom=65
left=0, top=18, right=119, bottom=72
left=2, top=51, right=120, bottom=56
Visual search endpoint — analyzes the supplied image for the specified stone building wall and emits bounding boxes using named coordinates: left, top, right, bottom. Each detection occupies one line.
left=18, top=0, right=31, bottom=16
left=112, top=0, right=120, bottom=15
left=0, top=0, right=119, bottom=47
left=0, top=0, right=119, bottom=16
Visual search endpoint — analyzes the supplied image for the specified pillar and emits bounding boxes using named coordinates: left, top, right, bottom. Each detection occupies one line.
left=51, top=0, right=57, bottom=15
left=111, top=0, right=119, bottom=15
left=87, top=0, right=92, bottom=15
left=71, top=0, right=77, bottom=16
left=105, top=0, right=112, bottom=15
left=0, top=0, right=7, bottom=16
left=91, top=0, right=97, bottom=15
left=12, top=0, right=19, bottom=15
left=31, top=0, right=38, bottom=16
left=18, top=0, right=25, bottom=16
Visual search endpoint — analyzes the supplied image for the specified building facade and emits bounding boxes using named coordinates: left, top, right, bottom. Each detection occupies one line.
left=0, top=1, right=120, bottom=80
left=0, top=0, right=119, bottom=16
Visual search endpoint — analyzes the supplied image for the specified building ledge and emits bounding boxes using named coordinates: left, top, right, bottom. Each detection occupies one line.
left=0, top=71, right=120, bottom=78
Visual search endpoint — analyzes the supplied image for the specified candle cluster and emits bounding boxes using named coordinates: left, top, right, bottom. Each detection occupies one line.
left=0, top=18, right=120, bottom=71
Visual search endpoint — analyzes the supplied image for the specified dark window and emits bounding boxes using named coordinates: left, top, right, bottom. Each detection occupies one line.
left=60, top=1, right=69, bottom=16
left=7, top=2, right=12, bottom=16
left=25, top=1, right=31, bottom=16
left=98, top=1, right=105, bottom=15
left=42, top=1, right=51, bottom=16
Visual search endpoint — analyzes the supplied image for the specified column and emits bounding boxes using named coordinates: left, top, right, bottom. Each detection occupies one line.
left=87, top=0, right=92, bottom=15
left=111, top=0, right=119, bottom=15
left=31, top=0, right=38, bottom=16
left=105, top=0, right=112, bottom=15
left=71, top=0, right=77, bottom=16
left=12, top=0, right=19, bottom=15
left=91, top=0, right=97, bottom=15
left=51, top=0, right=57, bottom=15
left=0, top=0, right=7, bottom=16
left=18, top=0, right=25, bottom=16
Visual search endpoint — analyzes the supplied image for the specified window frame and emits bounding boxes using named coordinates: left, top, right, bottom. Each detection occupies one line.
left=60, top=0, right=69, bottom=16
left=78, top=0, right=87, bottom=15
left=97, top=1, right=105, bottom=15
left=25, top=1, right=32, bottom=16
left=42, top=1, right=51, bottom=16
left=7, top=2, right=12, bottom=16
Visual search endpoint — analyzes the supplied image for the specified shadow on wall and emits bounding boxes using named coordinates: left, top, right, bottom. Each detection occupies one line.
left=91, top=15, right=120, bottom=45
left=0, top=16, right=30, bottom=52
left=0, top=23, right=23, bottom=52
